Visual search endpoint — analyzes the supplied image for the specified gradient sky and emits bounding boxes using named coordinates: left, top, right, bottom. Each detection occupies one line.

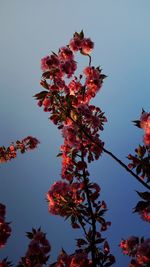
left=0, top=1, right=150, bottom=266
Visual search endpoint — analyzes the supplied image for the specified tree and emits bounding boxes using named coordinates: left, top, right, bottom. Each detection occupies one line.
left=0, top=31, right=150, bottom=267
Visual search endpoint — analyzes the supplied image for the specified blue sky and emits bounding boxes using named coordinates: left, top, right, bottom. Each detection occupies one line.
left=0, top=1, right=150, bottom=266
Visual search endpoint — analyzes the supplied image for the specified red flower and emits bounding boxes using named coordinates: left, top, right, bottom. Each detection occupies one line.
left=81, top=38, right=94, bottom=54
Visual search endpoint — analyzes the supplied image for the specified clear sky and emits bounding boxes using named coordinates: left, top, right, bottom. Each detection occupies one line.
left=0, top=1, right=150, bottom=266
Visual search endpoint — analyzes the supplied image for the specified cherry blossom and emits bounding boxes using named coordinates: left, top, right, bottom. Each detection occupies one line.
left=18, top=228, right=51, bottom=267
left=0, top=136, right=39, bottom=163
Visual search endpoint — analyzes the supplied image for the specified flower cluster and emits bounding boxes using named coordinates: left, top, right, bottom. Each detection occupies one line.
left=132, top=191, right=150, bottom=224
left=0, top=203, right=11, bottom=249
left=35, top=31, right=105, bottom=112
left=139, top=203, right=150, bottom=223
left=69, top=31, right=94, bottom=54
left=127, top=112, right=150, bottom=227
left=120, top=236, right=150, bottom=266
left=35, top=30, right=107, bottom=186
left=128, top=145, right=150, bottom=182
left=0, top=136, right=39, bottom=163
left=47, top=180, right=84, bottom=217
left=17, top=228, right=51, bottom=267
left=51, top=250, right=92, bottom=267
left=128, top=112, right=150, bottom=183
left=35, top=31, right=115, bottom=266
left=132, top=110, right=150, bottom=149
left=50, top=247, right=115, bottom=267
left=3, top=31, right=150, bottom=266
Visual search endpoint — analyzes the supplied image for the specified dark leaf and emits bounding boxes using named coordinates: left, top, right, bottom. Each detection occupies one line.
left=136, top=164, right=142, bottom=175
left=132, top=120, right=141, bottom=128
left=56, top=153, right=63, bottom=157
left=97, top=216, right=105, bottom=225
left=42, top=71, right=50, bottom=79
left=136, top=191, right=150, bottom=201
left=100, top=74, right=107, bottom=80
left=34, top=91, right=48, bottom=100
left=95, top=238, right=105, bottom=244
left=80, top=30, right=84, bottom=39
left=134, top=201, right=149, bottom=212
left=26, top=232, right=33, bottom=239
left=76, top=238, right=87, bottom=247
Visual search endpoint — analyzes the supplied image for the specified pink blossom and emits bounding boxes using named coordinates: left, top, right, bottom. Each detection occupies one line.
left=47, top=181, right=83, bottom=216
left=41, top=56, right=51, bottom=71
left=81, top=38, right=94, bottom=54
left=69, top=37, right=82, bottom=52
left=60, top=60, right=77, bottom=78
left=139, top=204, right=150, bottom=223
left=144, top=133, right=150, bottom=147
left=58, top=46, right=74, bottom=61
left=84, top=66, right=103, bottom=94
left=62, top=125, right=79, bottom=148
left=18, top=229, right=51, bottom=267
left=41, top=54, right=60, bottom=72
left=119, top=236, right=139, bottom=256
left=46, top=54, right=60, bottom=67
left=0, top=137, right=39, bottom=163
left=70, top=253, right=89, bottom=267
left=140, top=112, right=150, bottom=134
left=68, top=79, right=82, bottom=95
left=140, top=112, right=150, bottom=147
left=136, top=238, right=150, bottom=265
left=43, top=97, right=51, bottom=109
left=21, top=136, right=40, bottom=150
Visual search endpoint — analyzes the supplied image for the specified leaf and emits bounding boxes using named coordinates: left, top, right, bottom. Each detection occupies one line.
left=97, top=216, right=105, bottom=225
left=42, top=71, right=51, bottom=79
left=136, top=164, right=142, bottom=175
left=72, top=222, right=80, bottom=229
left=100, top=74, right=107, bottom=80
left=26, top=231, right=33, bottom=239
left=98, top=209, right=107, bottom=217
left=40, top=79, right=49, bottom=89
left=32, top=227, right=37, bottom=234
left=76, top=238, right=87, bottom=247
left=104, top=262, right=114, bottom=267
left=71, top=215, right=76, bottom=224
left=140, top=236, right=144, bottom=243
left=104, top=241, right=110, bottom=254
left=132, top=120, right=141, bottom=128
left=52, top=51, right=58, bottom=56
left=38, top=226, right=41, bottom=231
left=80, top=30, right=84, bottom=39
left=34, top=91, right=48, bottom=100
left=136, top=191, right=150, bottom=201
left=95, top=238, right=105, bottom=244
left=134, top=201, right=149, bottom=212
left=56, top=152, right=63, bottom=157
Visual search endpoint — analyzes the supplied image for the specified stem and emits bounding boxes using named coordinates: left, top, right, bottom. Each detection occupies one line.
left=72, top=206, right=87, bottom=237
left=56, top=94, right=150, bottom=190
left=88, top=54, right=91, bottom=66
left=81, top=149, right=97, bottom=267
left=78, top=216, right=87, bottom=237
left=102, top=146, right=150, bottom=189
left=77, top=122, right=150, bottom=190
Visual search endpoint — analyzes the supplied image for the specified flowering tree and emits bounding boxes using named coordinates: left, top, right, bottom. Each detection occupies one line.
left=0, top=31, right=150, bottom=266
